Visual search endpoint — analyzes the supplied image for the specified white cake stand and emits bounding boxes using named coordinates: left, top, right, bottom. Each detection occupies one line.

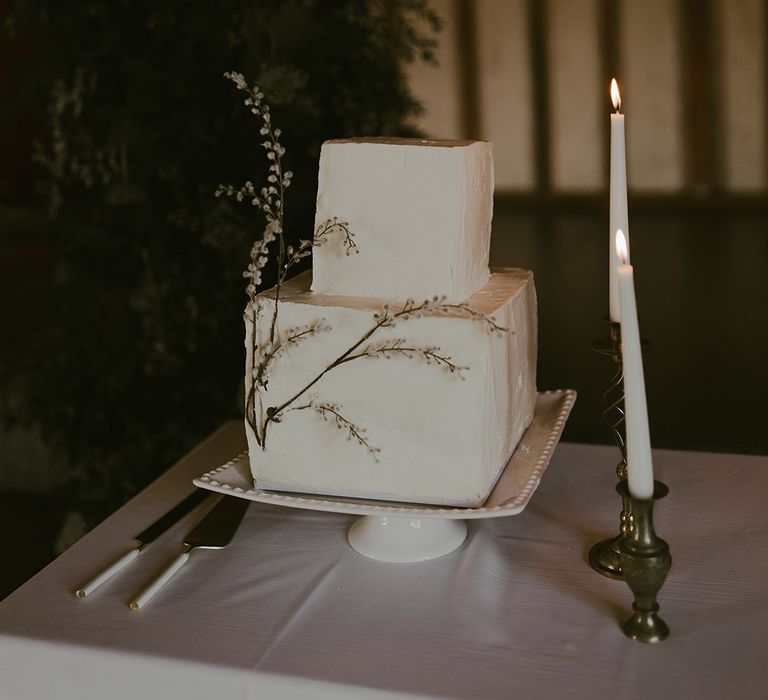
left=194, top=389, right=576, bottom=563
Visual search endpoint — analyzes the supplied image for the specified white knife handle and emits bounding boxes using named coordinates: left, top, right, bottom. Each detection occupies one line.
left=75, top=547, right=140, bottom=598
left=129, top=550, right=190, bottom=611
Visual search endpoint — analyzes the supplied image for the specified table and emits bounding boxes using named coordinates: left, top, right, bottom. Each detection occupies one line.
left=1, top=422, right=766, bottom=699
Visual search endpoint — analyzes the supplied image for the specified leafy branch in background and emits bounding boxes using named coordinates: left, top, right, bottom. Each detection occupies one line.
left=1, top=1, right=443, bottom=532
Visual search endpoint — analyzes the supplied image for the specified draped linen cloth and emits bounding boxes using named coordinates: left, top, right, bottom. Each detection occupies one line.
left=0, top=422, right=765, bottom=700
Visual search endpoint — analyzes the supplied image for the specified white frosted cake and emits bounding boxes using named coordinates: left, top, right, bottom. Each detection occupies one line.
left=244, top=138, right=537, bottom=507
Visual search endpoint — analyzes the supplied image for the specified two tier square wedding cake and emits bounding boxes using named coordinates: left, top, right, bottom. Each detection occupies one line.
left=244, top=138, right=537, bottom=507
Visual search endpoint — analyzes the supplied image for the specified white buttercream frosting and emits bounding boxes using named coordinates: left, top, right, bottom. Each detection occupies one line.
left=245, top=269, right=537, bottom=507
left=311, top=138, right=493, bottom=303
left=245, top=138, right=537, bottom=506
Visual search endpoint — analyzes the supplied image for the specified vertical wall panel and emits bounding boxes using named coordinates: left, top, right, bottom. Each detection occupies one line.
left=476, top=0, right=534, bottom=191
left=547, top=0, right=604, bottom=192
left=717, top=0, right=766, bottom=191
left=620, top=0, right=684, bottom=191
left=405, top=0, right=464, bottom=139
left=408, top=0, right=765, bottom=196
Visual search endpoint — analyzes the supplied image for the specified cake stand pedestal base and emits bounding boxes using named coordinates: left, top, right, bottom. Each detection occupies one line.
left=348, top=516, right=468, bottom=563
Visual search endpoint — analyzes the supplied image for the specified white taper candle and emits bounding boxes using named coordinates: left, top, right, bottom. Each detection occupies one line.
left=610, top=78, right=629, bottom=322
left=615, top=230, right=654, bottom=500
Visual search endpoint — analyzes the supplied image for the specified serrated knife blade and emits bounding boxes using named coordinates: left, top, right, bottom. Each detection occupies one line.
left=134, top=488, right=210, bottom=547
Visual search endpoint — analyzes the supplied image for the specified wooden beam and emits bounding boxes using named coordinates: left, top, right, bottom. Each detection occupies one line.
left=456, top=0, right=480, bottom=138
left=528, top=0, right=551, bottom=193
left=599, top=0, right=619, bottom=192
left=680, top=0, right=720, bottom=193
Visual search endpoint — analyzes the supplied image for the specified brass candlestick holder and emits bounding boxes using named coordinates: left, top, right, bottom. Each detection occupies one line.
left=589, top=319, right=632, bottom=579
left=617, top=480, right=671, bottom=643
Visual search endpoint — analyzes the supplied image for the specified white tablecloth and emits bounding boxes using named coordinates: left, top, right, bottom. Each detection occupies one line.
left=1, top=422, right=766, bottom=699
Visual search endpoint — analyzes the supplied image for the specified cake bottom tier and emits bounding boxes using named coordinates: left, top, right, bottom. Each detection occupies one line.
left=244, top=268, right=537, bottom=507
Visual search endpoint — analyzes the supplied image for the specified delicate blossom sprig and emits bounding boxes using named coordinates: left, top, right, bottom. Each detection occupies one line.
left=386, top=296, right=509, bottom=333
left=314, top=218, right=359, bottom=256
left=342, top=338, right=468, bottom=377
left=217, top=71, right=293, bottom=342
left=282, top=239, right=314, bottom=276
left=290, top=399, right=381, bottom=462
left=252, top=319, right=331, bottom=390
left=281, top=217, right=358, bottom=279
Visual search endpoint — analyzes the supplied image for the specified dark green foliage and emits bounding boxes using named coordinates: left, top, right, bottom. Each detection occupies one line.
left=2, top=0, right=440, bottom=520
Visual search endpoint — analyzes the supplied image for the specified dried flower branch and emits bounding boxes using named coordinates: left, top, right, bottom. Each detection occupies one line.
left=282, top=239, right=314, bottom=277
left=390, top=296, right=509, bottom=334
left=252, top=319, right=331, bottom=390
left=342, top=338, right=468, bottom=376
left=290, top=399, right=381, bottom=461
left=314, top=217, right=359, bottom=256
left=281, top=217, right=357, bottom=280
left=217, top=71, right=293, bottom=343
left=258, top=294, right=505, bottom=448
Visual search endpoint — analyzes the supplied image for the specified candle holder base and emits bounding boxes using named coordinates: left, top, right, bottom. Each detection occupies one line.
left=618, top=480, right=671, bottom=643
left=588, top=535, right=624, bottom=580
left=589, top=470, right=634, bottom=580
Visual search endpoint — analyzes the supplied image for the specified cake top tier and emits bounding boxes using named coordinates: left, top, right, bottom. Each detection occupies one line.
left=311, top=138, right=494, bottom=303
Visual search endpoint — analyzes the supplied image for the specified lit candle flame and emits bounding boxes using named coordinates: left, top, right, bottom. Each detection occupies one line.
left=615, top=229, right=629, bottom=265
left=611, top=78, right=621, bottom=112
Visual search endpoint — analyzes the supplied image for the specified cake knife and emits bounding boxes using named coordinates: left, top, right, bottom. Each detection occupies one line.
left=129, top=495, right=249, bottom=611
left=75, top=488, right=211, bottom=599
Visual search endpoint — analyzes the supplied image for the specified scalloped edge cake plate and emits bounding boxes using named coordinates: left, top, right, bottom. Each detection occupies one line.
left=193, top=389, right=576, bottom=521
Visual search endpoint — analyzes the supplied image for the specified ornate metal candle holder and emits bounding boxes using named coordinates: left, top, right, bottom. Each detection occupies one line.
left=617, top=480, right=671, bottom=643
left=589, top=318, right=651, bottom=579
left=589, top=319, right=632, bottom=579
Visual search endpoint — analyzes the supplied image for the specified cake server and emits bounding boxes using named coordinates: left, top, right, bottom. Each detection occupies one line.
left=129, top=495, right=249, bottom=611
left=75, top=488, right=211, bottom=599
